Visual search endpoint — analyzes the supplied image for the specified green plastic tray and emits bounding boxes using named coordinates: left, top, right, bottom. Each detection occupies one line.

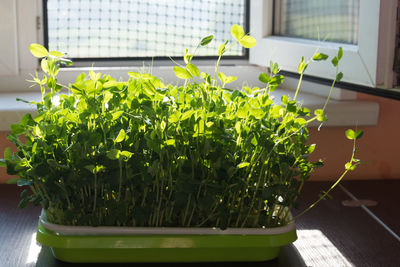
left=36, top=221, right=297, bottom=263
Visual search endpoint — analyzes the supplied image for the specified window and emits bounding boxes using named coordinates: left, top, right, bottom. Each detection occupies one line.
left=44, top=0, right=248, bottom=61
left=249, top=0, right=397, bottom=89
left=274, top=0, right=359, bottom=45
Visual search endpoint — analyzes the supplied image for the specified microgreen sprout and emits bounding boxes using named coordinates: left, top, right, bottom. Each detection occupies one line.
left=1, top=25, right=362, bottom=229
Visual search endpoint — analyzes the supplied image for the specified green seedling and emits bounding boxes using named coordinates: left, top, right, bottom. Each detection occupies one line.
left=1, top=25, right=362, bottom=229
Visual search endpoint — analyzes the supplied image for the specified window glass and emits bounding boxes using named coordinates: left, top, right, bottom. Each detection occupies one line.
left=46, top=0, right=246, bottom=58
left=274, top=0, right=360, bottom=45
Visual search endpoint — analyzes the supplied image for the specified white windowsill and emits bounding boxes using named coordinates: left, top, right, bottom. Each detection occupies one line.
left=0, top=88, right=379, bottom=132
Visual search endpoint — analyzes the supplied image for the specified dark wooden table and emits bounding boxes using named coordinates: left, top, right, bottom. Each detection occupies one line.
left=1, top=181, right=399, bottom=267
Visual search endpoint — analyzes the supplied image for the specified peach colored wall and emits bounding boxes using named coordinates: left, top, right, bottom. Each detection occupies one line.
left=1, top=92, right=399, bottom=183
left=309, top=92, right=400, bottom=180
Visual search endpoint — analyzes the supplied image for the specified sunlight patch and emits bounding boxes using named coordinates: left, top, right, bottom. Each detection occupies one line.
left=295, top=230, right=353, bottom=266
left=26, top=232, right=41, bottom=264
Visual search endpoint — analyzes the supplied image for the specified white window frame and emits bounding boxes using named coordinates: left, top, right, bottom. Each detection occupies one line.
left=249, top=0, right=397, bottom=89
left=0, top=0, right=42, bottom=92
left=0, top=0, right=266, bottom=93
left=0, top=0, right=19, bottom=76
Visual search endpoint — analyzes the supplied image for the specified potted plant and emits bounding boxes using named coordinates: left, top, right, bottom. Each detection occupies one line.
left=0, top=25, right=362, bottom=263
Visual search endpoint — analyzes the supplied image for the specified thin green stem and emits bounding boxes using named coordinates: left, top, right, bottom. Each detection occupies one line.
left=294, top=139, right=358, bottom=220
left=117, top=159, right=123, bottom=201
left=293, top=72, right=304, bottom=101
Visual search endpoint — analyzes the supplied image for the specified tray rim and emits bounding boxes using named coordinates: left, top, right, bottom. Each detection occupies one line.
left=40, top=210, right=296, bottom=236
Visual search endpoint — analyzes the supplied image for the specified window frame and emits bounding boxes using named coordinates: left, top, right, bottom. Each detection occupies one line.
left=249, top=0, right=397, bottom=89
left=42, top=0, right=250, bottom=65
left=0, top=0, right=19, bottom=76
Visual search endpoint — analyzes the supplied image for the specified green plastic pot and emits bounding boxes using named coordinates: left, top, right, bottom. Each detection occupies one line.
left=36, top=216, right=297, bottom=263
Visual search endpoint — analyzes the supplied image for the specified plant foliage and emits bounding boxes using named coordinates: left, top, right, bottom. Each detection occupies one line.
left=2, top=25, right=361, bottom=229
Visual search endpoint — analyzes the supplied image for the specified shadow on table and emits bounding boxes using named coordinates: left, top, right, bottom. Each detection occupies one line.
left=34, top=245, right=306, bottom=267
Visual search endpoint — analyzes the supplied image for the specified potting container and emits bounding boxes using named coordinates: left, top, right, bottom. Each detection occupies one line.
left=36, top=213, right=297, bottom=263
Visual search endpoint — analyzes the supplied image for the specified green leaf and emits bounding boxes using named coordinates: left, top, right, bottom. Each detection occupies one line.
left=294, top=117, right=306, bottom=126
left=173, top=66, right=192, bottom=80
left=346, top=129, right=364, bottom=140
left=0, top=159, right=6, bottom=167
left=332, top=57, right=339, bottom=67
left=95, top=165, right=104, bottom=173
left=336, top=72, right=343, bottom=82
left=206, top=121, right=214, bottom=128
left=120, top=150, right=133, bottom=161
left=85, top=165, right=104, bottom=174
left=201, top=72, right=211, bottom=84
left=181, top=110, right=195, bottom=121
left=314, top=109, right=324, bottom=116
left=338, top=47, right=343, bottom=60
left=225, top=76, right=237, bottom=84
left=20, top=114, right=35, bottom=127
left=184, top=49, right=192, bottom=64
left=32, top=142, right=37, bottom=153
left=355, top=130, right=364, bottom=139
left=29, top=43, right=48, bottom=58
left=218, top=43, right=226, bottom=56
left=239, top=35, right=256, bottom=48
left=89, top=70, right=101, bottom=81
left=269, top=75, right=284, bottom=85
left=49, top=51, right=65, bottom=57
left=307, top=144, right=316, bottom=154
left=107, top=149, right=120, bottom=160
left=312, top=53, right=329, bottom=61
left=18, top=198, right=28, bottom=209
left=237, top=107, right=248, bottom=118
left=115, top=129, right=126, bottom=143
left=314, top=109, right=326, bottom=122
left=281, top=95, right=289, bottom=104
left=168, top=111, right=181, bottom=123
left=345, top=129, right=356, bottom=140
left=200, top=35, right=214, bottom=46
left=41, top=59, right=49, bottom=74
left=165, top=139, right=176, bottom=146
left=187, top=64, right=200, bottom=77
left=235, top=121, right=241, bottom=134
left=218, top=72, right=228, bottom=84
left=65, top=113, right=80, bottom=124
left=230, top=24, right=245, bottom=41
left=111, top=111, right=124, bottom=120
left=103, top=80, right=119, bottom=88
left=128, top=72, right=141, bottom=78
left=298, top=57, right=307, bottom=74
left=237, top=162, right=250, bottom=168
left=218, top=72, right=236, bottom=85
left=198, top=119, right=205, bottom=134
left=250, top=108, right=265, bottom=119
left=270, top=61, right=279, bottom=74
left=345, top=162, right=356, bottom=171
left=259, top=73, right=270, bottom=83
left=11, top=124, right=25, bottom=135
left=75, top=73, right=86, bottom=83
left=345, top=162, right=352, bottom=170
left=286, top=101, right=297, bottom=112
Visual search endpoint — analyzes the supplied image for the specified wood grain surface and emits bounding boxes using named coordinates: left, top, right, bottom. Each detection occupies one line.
left=1, top=181, right=399, bottom=267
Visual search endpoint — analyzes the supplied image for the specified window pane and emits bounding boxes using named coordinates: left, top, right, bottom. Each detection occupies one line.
left=275, top=0, right=360, bottom=45
left=46, top=0, right=246, bottom=58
